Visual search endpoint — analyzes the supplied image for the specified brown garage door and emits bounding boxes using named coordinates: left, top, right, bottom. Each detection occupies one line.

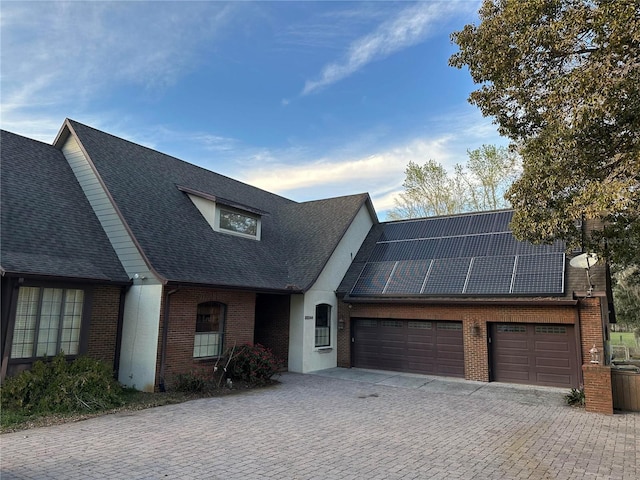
left=352, top=319, right=464, bottom=377
left=490, top=323, right=579, bottom=388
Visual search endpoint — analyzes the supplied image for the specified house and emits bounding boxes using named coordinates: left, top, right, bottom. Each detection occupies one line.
left=1, top=120, right=615, bottom=411
left=1, top=120, right=377, bottom=391
left=336, top=210, right=613, bottom=390
left=1, top=130, right=131, bottom=380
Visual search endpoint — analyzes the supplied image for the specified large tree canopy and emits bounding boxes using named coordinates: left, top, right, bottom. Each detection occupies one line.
left=450, top=0, right=640, bottom=266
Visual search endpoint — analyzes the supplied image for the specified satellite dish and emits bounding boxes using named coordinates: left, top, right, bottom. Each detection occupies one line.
left=569, top=253, right=598, bottom=269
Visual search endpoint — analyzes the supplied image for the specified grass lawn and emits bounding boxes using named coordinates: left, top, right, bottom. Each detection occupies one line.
left=610, top=331, right=639, bottom=348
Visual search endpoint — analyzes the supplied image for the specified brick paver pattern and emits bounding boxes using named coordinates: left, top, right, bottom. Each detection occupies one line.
left=1, top=372, right=638, bottom=479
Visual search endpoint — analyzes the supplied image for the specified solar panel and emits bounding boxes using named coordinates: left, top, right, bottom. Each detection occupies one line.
left=349, top=211, right=565, bottom=297
left=465, top=211, right=499, bottom=235
left=384, top=260, right=431, bottom=294
left=462, top=235, right=490, bottom=257
left=422, top=258, right=471, bottom=294
left=465, top=256, right=515, bottom=294
left=492, top=211, right=513, bottom=231
left=418, top=217, right=447, bottom=239
left=444, top=215, right=473, bottom=236
left=351, top=262, right=395, bottom=296
left=489, top=233, right=519, bottom=256
left=433, top=235, right=467, bottom=258
left=512, top=253, right=565, bottom=294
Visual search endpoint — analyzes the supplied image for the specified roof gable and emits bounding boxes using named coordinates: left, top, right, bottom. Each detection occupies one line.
left=0, top=130, right=129, bottom=283
left=62, top=120, right=372, bottom=291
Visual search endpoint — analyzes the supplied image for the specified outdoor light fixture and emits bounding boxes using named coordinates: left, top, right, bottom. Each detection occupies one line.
left=472, top=322, right=481, bottom=337
left=590, top=344, right=600, bottom=364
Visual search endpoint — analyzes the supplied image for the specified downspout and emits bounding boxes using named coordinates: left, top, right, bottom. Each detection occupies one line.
left=159, top=286, right=180, bottom=392
left=113, top=282, right=132, bottom=380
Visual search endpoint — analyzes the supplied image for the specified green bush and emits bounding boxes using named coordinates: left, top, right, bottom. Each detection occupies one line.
left=1, top=353, right=123, bottom=414
left=227, top=344, right=283, bottom=386
left=173, top=371, right=207, bottom=393
left=565, top=387, right=585, bottom=407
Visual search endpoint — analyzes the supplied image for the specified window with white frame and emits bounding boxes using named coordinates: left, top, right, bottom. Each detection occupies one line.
left=179, top=187, right=262, bottom=241
left=194, top=302, right=225, bottom=358
left=315, top=303, right=331, bottom=347
left=219, top=208, right=259, bottom=237
left=11, top=287, right=84, bottom=359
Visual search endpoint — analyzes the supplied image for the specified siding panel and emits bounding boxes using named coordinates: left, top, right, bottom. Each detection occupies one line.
left=61, top=135, right=155, bottom=281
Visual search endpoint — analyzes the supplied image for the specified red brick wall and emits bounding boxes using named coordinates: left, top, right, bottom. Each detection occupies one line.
left=337, top=302, right=352, bottom=368
left=157, top=287, right=256, bottom=387
left=86, top=286, right=122, bottom=368
left=338, top=301, right=577, bottom=382
left=254, top=294, right=290, bottom=367
left=582, top=364, right=613, bottom=414
left=577, top=296, right=604, bottom=363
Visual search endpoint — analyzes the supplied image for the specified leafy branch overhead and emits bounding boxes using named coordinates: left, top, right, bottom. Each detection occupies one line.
left=450, top=0, right=640, bottom=266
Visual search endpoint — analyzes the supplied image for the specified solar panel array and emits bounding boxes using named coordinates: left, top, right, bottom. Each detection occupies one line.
left=351, top=211, right=565, bottom=297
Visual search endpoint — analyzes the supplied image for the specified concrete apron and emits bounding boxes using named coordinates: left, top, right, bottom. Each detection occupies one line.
left=309, top=367, right=568, bottom=406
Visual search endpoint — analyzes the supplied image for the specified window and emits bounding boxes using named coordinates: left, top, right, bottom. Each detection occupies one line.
left=11, top=287, right=84, bottom=359
left=496, top=324, right=526, bottom=333
left=315, top=304, right=331, bottom=347
left=219, top=209, right=258, bottom=237
left=179, top=187, right=262, bottom=240
left=194, top=302, right=225, bottom=358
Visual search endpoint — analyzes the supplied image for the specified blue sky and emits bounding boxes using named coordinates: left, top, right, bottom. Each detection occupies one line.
left=1, top=1, right=507, bottom=218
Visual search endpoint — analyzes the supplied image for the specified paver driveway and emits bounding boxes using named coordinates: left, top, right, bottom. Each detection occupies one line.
left=1, top=370, right=638, bottom=479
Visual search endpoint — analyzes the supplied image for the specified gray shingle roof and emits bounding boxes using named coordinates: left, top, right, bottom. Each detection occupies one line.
left=1, top=130, right=129, bottom=283
left=65, top=120, right=372, bottom=291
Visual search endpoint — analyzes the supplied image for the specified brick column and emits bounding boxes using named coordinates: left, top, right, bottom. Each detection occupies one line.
left=336, top=301, right=352, bottom=368
left=464, top=319, right=489, bottom=382
left=582, top=364, right=613, bottom=414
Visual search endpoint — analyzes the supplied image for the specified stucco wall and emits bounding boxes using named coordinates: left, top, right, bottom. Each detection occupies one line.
left=288, top=204, right=375, bottom=373
left=118, top=283, right=163, bottom=392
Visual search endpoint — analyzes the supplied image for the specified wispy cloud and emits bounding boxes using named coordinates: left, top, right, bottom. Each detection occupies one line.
left=0, top=1, right=238, bottom=139
left=301, top=1, right=469, bottom=96
left=239, top=134, right=456, bottom=215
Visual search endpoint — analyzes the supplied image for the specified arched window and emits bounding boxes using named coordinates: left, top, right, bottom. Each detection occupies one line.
left=194, top=302, right=225, bottom=358
left=315, top=303, right=331, bottom=347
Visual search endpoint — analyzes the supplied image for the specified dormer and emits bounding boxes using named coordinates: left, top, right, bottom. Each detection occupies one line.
left=177, top=185, right=264, bottom=241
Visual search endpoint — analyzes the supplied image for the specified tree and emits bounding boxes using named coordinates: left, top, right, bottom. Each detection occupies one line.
left=463, top=144, right=519, bottom=211
left=449, top=0, right=640, bottom=267
left=388, top=160, right=463, bottom=220
left=612, top=267, right=640, bottom=337
left=388, top=145, right=517, bottom=220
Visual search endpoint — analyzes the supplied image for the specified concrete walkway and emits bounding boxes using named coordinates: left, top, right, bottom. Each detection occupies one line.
left=310, top=368, right=569, bottom=406
left=1, top=369, right=638, bottom=479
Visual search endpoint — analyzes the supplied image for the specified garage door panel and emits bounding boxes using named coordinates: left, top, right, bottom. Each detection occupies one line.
left=534, top=340, right=571, bottom=352
left=537, top=372, right=573, bottom=385
left=495, top=354, right=530, bottom=366
left=492, top=323, right=578, bottom=388
left=536, top=357, right=570, bottom=368
left=499, top=371, right=531, bottom=382
left=353, top=319, right=463, bottom=377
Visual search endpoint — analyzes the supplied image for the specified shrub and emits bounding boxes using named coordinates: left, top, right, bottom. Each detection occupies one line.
left=227, top=344, right=283, bottom=386
left=173, top=371, right=207, bottom=393
left=0, top=353, right=123, bottom=414
left=565, top=387, right=585, bottom=407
